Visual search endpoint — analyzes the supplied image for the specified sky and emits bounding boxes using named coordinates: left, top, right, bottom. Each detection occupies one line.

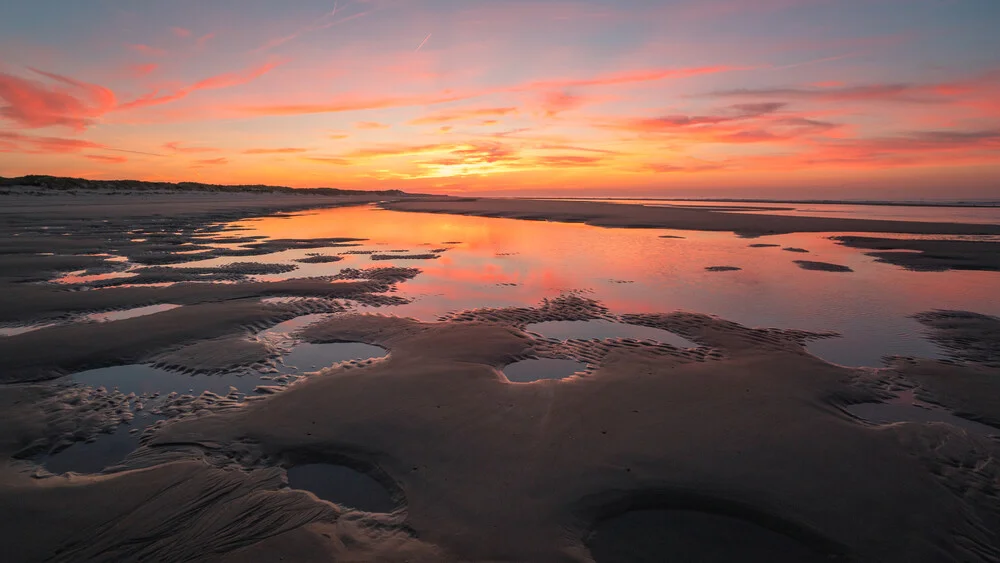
left=1, top=0, right=999, bottom=199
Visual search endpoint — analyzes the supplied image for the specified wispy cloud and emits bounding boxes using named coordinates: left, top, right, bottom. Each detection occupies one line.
left=355, top=121, right=390, bottom=129
left=118, top=60, right=283, bottom=111
left=238, top=65, right=737, bottom=118
left=409, top=107, right=517, bottom=125
left=84, top=154, right=128, bottom=163
left=164, top=141, right=220, bottom=153
left=0, top=69, right=116, bottom=130
left=242, top=147, right=309, bottom=154
left=193, top=157, right=228, bottom=166
left=254, top=3, right=369, bottom=53
left=128, top=44, right=167, bottom=57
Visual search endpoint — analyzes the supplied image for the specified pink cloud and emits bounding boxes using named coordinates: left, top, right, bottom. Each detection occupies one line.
left=236, top=65, right=736, bottom=119
left=170, top=27, right=192, bottom=38
left=164, top=141, right=220, bottom=153
left=197, top=33, right=216, bottom=49
left=118, top=60, right=283, bottom=111
left=193, top=157, right=228, bottom=165
left=0, top=69, right=116, bottom=130
left=0, top=131, right=104, bottom=153
left=409, top=107, right=517, bottom=125
left=355, top=121, right=390, bottom=130
left=242, top=147, right=309, bottom=154
left=128, top=63, right=159, bottom=78
left=128, top=44, right=167, bottom=57
left=84, top=154, right=128, bottom=163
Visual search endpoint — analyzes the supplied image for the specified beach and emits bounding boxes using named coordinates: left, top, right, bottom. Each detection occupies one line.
left=1, top=183, right=998, bottom=562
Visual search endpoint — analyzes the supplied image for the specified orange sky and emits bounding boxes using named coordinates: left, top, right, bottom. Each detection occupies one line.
left=1, top=0, right=999, bottom=198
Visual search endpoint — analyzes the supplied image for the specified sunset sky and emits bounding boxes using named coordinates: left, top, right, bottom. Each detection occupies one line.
left=2, top=0, right=999, bottom=198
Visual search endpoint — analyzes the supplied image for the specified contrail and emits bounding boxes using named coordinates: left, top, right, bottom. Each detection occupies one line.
left=415, top=33, right=432, bottom=52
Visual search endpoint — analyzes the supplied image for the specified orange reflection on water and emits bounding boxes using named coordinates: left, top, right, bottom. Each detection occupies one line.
left=231, top=205, right=1000, bottom=366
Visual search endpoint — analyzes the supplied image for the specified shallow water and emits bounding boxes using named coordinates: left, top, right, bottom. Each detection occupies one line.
left=285, top=464, right=397, bottom=512
left=539, top=198, right=1000, bottom=225
left=43, top=411, right=165, bottom=475
left=69, top=364, right=263, bottom=396
left=526, top=320, right=694, bottom=348
left=86, top=304, right=182, bottom=323
left=503, top=358, right=588, bottom=383
left=279, top=342, right=386, bottom=373
left=844, top=390, right=998, bottom=436
left=0, top=323, right=56, bottom=337
left=220, top=205, right=1000, bottom=368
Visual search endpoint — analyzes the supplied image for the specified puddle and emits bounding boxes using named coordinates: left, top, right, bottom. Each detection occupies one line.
left=587, top=509, right=833, bottom=563
left=286, top=464, right=397, bottom=512
left=85, top=304, right=182, bottom=323
left=280, top=343, right=387, bottom=373
left=525, top=320, right=694, bottom=348
left=844, top=390, right=998, bottom=436
left=52, top=271, right=138, bottom=284
left=503, top=358, right=588, bottom=383
left=257, top=314, right=332, bottom=340
left=42, top=411, right=165, bottom=475
left=69, top=364, right=264, bottom=396
left=0, top=323, right=56, bottom=337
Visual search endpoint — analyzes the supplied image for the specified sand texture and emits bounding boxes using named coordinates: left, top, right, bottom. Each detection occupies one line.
left=1, top=188, right=999, bottom=562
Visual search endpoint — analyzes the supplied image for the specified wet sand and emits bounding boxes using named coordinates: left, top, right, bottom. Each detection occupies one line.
left=1, top=186, right=999, bottom=562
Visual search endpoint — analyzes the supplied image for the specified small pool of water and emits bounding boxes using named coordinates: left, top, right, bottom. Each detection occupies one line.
left=0, top=323, right=56, bottom=337
left=68, top=364, right=264, bottom=396
left=85, top=304, right=182, bottom=323
left=844, top=390, right=998, bottom=436
left=42, top=411, right=165, bottom=475
left=286, top=463, right=398, bottom=512
left=503, top=358, right=588, bottom=383
left=525, top=320, right=694, bottom=348
left=279, top=342, right=387, bottom=373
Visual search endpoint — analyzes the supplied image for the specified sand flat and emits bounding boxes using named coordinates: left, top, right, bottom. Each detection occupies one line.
left=0, top=186, right=998, bottom=562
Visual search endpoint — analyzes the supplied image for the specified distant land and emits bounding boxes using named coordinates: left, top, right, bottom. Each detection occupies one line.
left=0, top=175, right=411, bottom=197
left=528, top=196, right=1000, bottom=208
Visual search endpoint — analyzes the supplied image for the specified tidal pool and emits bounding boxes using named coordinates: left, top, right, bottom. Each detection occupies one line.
left=213, top=205, right=1000, bottom=368
left=286, top=464, right=398, bottom=513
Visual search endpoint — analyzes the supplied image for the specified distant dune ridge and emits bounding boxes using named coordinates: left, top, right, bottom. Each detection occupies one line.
left=0, top=175, right=410, bottom=196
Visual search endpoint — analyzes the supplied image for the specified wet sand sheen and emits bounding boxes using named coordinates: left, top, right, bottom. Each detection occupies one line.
left=1, top=189, right=999, bottom=562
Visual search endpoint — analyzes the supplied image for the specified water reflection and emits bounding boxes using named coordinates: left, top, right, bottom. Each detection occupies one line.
left=286, top=464, right=397, bottom=512
left=220, top=206, right=1000, bottom=368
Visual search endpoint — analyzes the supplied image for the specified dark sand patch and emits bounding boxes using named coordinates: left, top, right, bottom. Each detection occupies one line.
left=151, top=335, right=277, bottom=373
left=370, top=253, right=440, bottom=261
left=749, top=243, right=780, bottom=248
left=294, top=254, right=344, bottom=264
left=834, top=236, right=1000, bottom=271
left=659, top=235, right=685, bottom=239
left=793, top=260, right=854, bottom=272
left=705, top=265, right=742, bottom=271
left=525, top=319, right=694, bottom=348
left=587, top=508, right=836, bottom=563
left=782, top=247, right=810, bottom=253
